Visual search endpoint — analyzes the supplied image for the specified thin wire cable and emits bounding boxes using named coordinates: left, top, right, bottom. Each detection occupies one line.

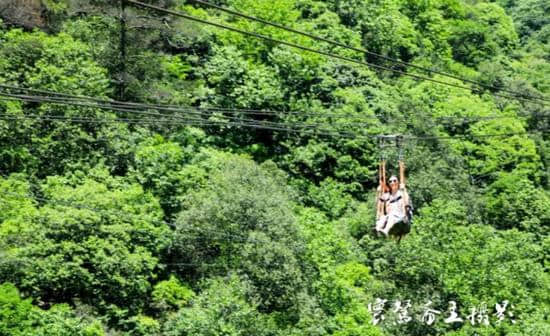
left=3, top=83, right=549, bottom=125
left=2, top=88, right=549, bottom=142
left=404, top=130, right=550, bottom=141
left=4, top=111, right=548, bottom=144
left=126, top=0, right=550, bottom=107
left=0, top=113, right=218, bottom=127
left=187, top=0, right=550, bottom=104
left=0, top=83, right=387, bottom=122
left=2, top=104, right=548, bottom=143
left=0, top=92, right=380, bottom=131
left=0, top=94, right=376, bottom=139
left=0, top=112, right=374, bottom=146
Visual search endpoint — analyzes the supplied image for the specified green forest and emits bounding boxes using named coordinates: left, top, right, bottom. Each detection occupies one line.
left=0, top=0, right=548, bottom=335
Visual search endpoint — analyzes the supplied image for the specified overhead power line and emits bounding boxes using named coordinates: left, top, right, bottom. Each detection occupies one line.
left=126, top=0, right=550, bottom=106
left=187, top=0, right=550, bottom=104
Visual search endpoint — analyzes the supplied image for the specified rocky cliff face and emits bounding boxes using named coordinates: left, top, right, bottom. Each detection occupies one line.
left=1, top=0, right=45, bottom=29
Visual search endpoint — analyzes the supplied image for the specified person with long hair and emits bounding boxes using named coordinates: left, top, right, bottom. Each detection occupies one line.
left=375, top=161, right=412, bottom=239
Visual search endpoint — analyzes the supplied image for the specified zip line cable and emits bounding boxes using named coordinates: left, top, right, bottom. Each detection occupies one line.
left=0, top=83, right=406, bottom=128
left=1, top=111, right=547, bottom=144
left=187, top=0, right=550, bottom=104
left=0, top=83, right=383, bottom=122
left=3, top=86, right=550, bottom=142
left=0, top=87, right=380, bottom=132
left=3, top=83, right=549, bottom=126
left=126, top=0, right=550, bottom=107
left=6, top=83, right=517, bottom=125
left=0, top=94, right=370, bottom=139
left=1, top=93, right=549, bottom=143
left=0, top=92, right=380, bottom=131
left=0, top=113, right=216, bottom=127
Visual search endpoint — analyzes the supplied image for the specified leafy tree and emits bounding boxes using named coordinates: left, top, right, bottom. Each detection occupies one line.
left=163, top=275, right=277, bottom=336
left=448, top=3, right=518, bottom=66
left=172, top=150, right=308, bottom=313
left=151, top=275, right=195, bottom=313
left=325, top=0, right=420, bottom=62
left=0, top=28, right=132, bottom=177
left=505, top=0, right=550, bottom=41
left=129, top=135, right=203, bottom=219
left=483, top=171, right=550, bottom=237
left=0, top=283, right=105, bottom=336
left=0, top=170, right=170, bottom=324
left=297, top=207, right=382, bottom=335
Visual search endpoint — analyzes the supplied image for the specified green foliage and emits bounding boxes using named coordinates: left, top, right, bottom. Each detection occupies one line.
left=278, top=81, right=387, bottom=209
left=172, top=150, right=307, bottom=313
left=318, top=263, right=382, bottom=336
left=207, top=0, right=302, bottom=58
left=152, top=275, right=195, bottom=312
left=126, top=314, right=161, bottom=336
left=363, top=199, right=549, bottom=335
left=296, top=207, right=382, bottom=335
left=483, top=172, right=550, bottom=236
left=326, top=0, right=419, bottom=61
left=506, top=0, right=550, bottom=41
left=199, top=45, right=284, bottom=109
left=0, top=175, right=38, bottom=246
left=129, top=135, right=199, bottom=218
left=1, top=0, right=549, bottom=334
left=0, top=283, right=34, bottom=334
left=0, top=171, right=169, bottom=322
left=0, top=283, right=105, bottom=336
left=0, top=29, right=109, bottom=95
left=448, top=3, right=518, bottom=66
left=0, top=28, right=132, bottom=177
left=163, top=275, right=277, bottom=336
left=297, top=207, right=360, bottom=270
left=461, top=119, right=539, bottom=181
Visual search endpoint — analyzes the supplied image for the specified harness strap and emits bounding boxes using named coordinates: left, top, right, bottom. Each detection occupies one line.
left=389, top=195, right=402, bottom=204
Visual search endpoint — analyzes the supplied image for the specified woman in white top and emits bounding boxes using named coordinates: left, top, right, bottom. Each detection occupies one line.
left=375, top=161, right=411, bottom=238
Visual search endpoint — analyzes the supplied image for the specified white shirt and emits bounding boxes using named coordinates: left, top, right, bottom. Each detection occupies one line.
left=386, top=189, right=406, bottom=217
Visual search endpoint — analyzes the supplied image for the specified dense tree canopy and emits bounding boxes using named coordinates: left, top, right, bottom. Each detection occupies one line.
left=0, top=0, right=548, bottom=334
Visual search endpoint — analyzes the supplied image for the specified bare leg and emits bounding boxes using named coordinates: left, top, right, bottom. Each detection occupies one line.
left=376, top=215, right=388, bottom=232
left=382, top=215, right=399, bottom=235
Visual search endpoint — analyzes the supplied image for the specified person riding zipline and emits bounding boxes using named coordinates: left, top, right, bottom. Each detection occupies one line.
left=375, top=136, right=413, bottom=241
